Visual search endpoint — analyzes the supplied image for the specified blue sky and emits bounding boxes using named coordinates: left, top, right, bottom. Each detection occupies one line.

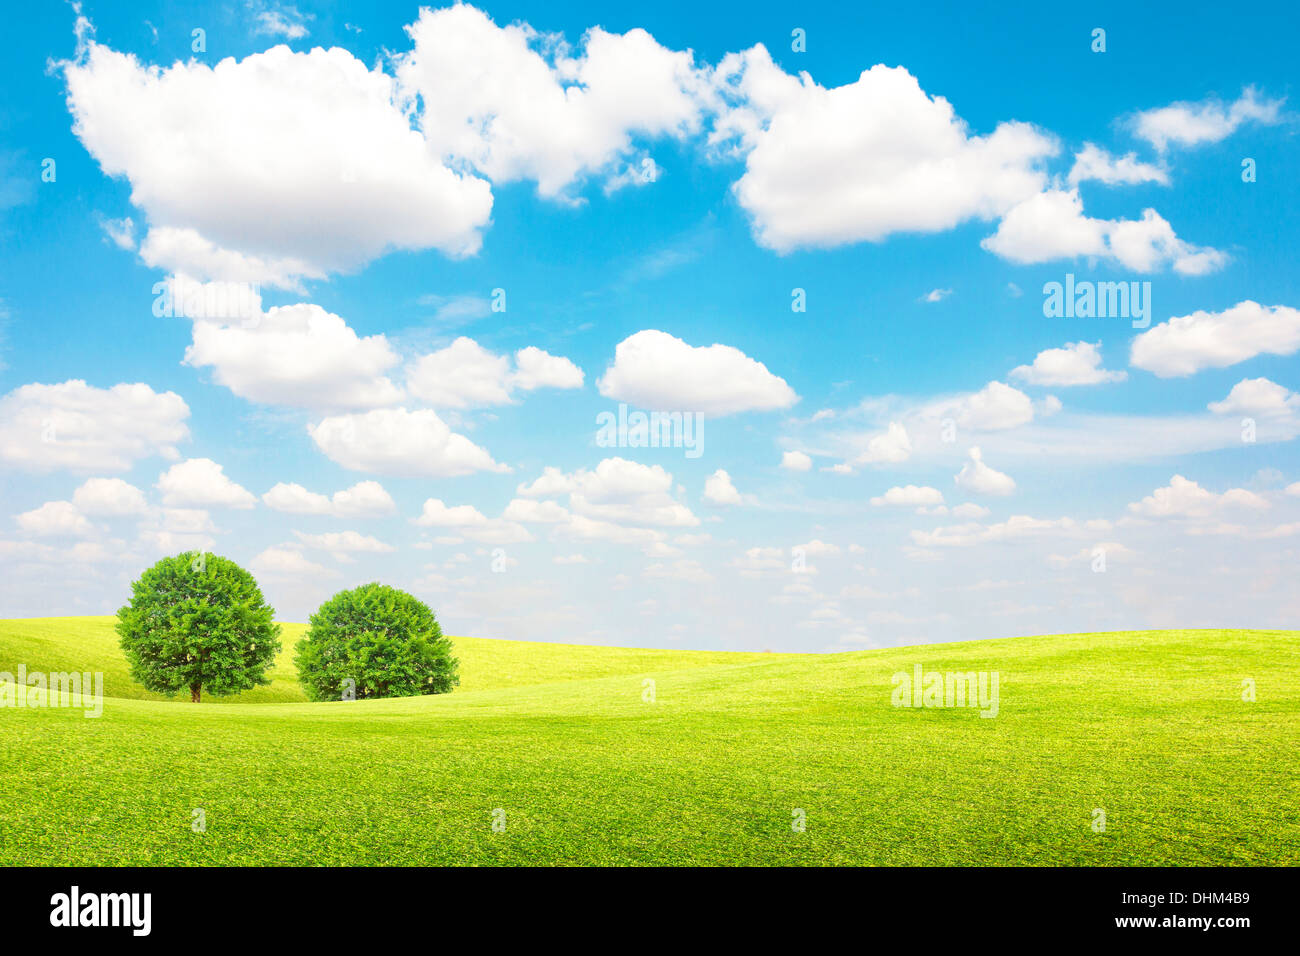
left=1, top=0, right=1297, bottom=649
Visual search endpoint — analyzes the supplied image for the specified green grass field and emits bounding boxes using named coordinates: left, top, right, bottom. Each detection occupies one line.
left=1, top=617, right=1296, bottom=865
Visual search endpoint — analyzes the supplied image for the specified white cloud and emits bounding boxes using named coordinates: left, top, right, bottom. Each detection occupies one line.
left=1131, top=88, right=1284, bottom=151
left=0, top=380, right=189, bottom=473
left=15, top=501, right=93, bottom=537
left=413, top=499, right=532, bottom=545
left=951, top=502, right=990, bottom=518
left=850, top=422, right=912, bottom=467
left=981, top=189, right=1225, bottom=274
left=157, top=508, right=216, bottom=534
left=419, top=293, right=491, bottom=325
left=292, top=530, right=395, bottom=554
left=1128, top=475, right=1268, bottom=518
left=502, top=498, right=572, bottom=524
left=512, top=346, right=585, bottom=391
left=598, top=329, right=796, bottom=415
left=554, top=513, right=666, bottom=547
left=871, top=485, right=944, bottom=507
left=395, top=4, right=710, bottom=198
left=406, top=337, right=512, bottom=408
left=406, top=337, right=582, bottom=408
left=954, top=446, right=1015, bottom=496
left=703, top=469, right=743, bottom=505
left=780, top=450, right=812, bottom=471
left=100, top=215, right=135, bottom=249
left=262, top=480, right=396, bottom=517
left=414, top=499, right=492, bottom=528
left=1208, top=378, right=1300, bottom=419
left=250, top=546, right=333, bottom=577
left=730, top=546, right=785, bottom=574
left=794, top=539, right=840, bottom=558
left=1130, top=301, right=1300, bottom=377
left=156, top=458, right=257, bottom=509
left=712, top=47, right=1056, bottom=251
left=133, top=506, right=218, bottom=555
left=61, top=33, right=492, bottom=287
left=308, top=408, right=506, bottom=477
left=931, top=381, right=1035, bottom=431
left=72, top=477, right=148, bottom=516
left=912, top=514, right=1098, bottom=548
left=249, top=2, right=313, bottom=40
left=1011, top=341, right=1127, bottom=386
left=921, top=288, right=952, bottom=303
left=1067, top=143, right=1168, bottom=185
left=517, top=457, right=698, bottom=528
left=184, top=301, right=404, bottom=411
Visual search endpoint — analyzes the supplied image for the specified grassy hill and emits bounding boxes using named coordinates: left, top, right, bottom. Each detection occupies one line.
left=1, top=617, right=1297, bottom=865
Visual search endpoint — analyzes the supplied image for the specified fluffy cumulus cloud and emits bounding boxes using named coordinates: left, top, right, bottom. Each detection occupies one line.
left=308, top=407, right=506, bottom=477
left=406, top=337, right=583, bottom=408
left=512, top=346, right=586, bottom=391
left=250, top=546, right=332, bottom=577
left=395, top=4, right=711, bottom=198
left=954, top=447, right=1016, bottom=496
left=1130, top=88, right=1284, bottom=151
left=1067, top=143, right=1168, bottom=186
left=60, top=25, right=493, bottom=287
left=516, top=457, right=698, bottom=528
left=846, top=422, right=912, bottom=468
left=72, top=477, right=149, bottom=516
left=15, top=501, right=94, bottom=537
left=871, top=485, right=944, bottom=507
left=0, top=380, right=189, bottom=472
left=981, top=189, right=1225, bottom=274
left=703, top=469, right=743, bottom=505
left=1127, top=475, right=1268, bottom=518
left=1011, top=341, right=1127, bottom=386
left=712, top=47, right=1056, bottom=251
left=185, top=301, right=404, bottom=411
left=156, top=458, right=257, bottom=509
left=262, top=479, right=396, bottom=517
left=935, top=381, right=1035, bottom=431
left=780, top=450, right=812, bottom=471
left=1130, top=301, right=1300, bottom=377
left=412, top=498, right=531, bottom=544
left=598, top=330, right=796, bottom=416
left=1207, top=378, right=1300, bottom=418
left=292, top=530, right=395, bottom=555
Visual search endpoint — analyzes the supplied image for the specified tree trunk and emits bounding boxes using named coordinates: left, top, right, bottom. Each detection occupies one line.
left=190, top=682, right=201, bottom=703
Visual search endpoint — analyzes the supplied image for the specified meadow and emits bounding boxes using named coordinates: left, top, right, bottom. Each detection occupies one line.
left=1, top=617, right=1296, bottom=866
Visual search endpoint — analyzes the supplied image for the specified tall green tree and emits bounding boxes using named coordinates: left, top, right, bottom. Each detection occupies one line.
left=295, top=583, right=458, bottom=701
left=116, top=552, right=281, bottom=702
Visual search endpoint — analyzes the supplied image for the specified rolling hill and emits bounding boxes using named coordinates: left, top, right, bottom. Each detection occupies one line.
left=1, top=617, right=1296, bottom=865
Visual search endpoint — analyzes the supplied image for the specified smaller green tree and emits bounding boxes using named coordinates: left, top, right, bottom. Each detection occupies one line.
left=116, top=552, right=281, bottom=702
left=295, top=583, right=458, bottom=701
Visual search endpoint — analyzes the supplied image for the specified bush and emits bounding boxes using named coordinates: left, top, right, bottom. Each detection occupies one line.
left=116, top=552, right=281, bottom=702
left=294, top=583, right=458, bottom=701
